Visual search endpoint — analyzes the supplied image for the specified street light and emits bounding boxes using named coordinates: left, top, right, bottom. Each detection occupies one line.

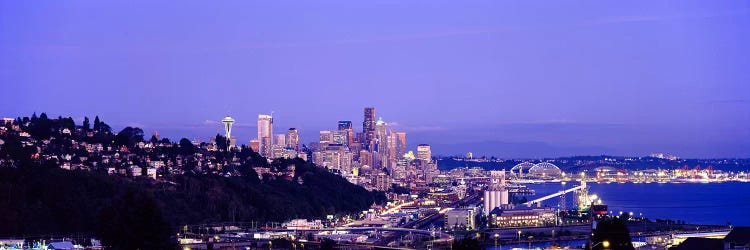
left=494, top=233, right=500, bottom=249
left=592, top=240, right=610, bottom=249
left=528, top=236, right=533, bottom=250
left=517, top=230, right=521, bottom=244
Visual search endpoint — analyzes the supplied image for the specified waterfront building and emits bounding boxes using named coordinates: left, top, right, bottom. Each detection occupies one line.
left=484, top=170, right=509, bottom=215
left=489, top=207, right=556, bottom=227
left=445, top=207, right=479, bottom=230
left=257, top=114, right=273, bottom=157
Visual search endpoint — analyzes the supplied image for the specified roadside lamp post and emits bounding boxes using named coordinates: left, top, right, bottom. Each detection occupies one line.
left=494, top=233, right=500, bottom=249
left=528, top=235, right=533, bottom=249
left=552, top=229, right=555, bottom=241
left=592, top=240, right=610, bottom=249
left=517, top=230, right=521, bottom=244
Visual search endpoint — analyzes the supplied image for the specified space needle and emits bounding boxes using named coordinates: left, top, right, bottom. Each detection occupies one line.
left=221, top=116, right=235, bottom=150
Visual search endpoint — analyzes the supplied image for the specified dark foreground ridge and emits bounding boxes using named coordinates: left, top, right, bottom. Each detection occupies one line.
left=0, top=113, right=386, bottom=249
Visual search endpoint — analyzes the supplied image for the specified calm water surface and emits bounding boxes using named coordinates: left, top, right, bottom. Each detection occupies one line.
left=523, top=182, right=750, bottom=226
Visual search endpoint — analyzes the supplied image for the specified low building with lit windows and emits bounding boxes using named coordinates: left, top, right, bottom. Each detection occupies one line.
left=488, top=207, right=556, bottom=228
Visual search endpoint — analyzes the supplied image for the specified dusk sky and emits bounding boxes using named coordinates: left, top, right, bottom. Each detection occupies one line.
left=1, top=1, right=749, bottom=158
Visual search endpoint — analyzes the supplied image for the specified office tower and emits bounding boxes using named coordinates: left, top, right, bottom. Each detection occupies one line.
left=363, top=107, right=376, bottom=147
left=257, top=114, right=273, bottom=157
left=338, top=120, right=352, bottom=131
left=394, top=132, right=407, bottom=158
left=274, top=134, right=286, bottom=146
left=221, top=116, right=235, bottom=149
left=417, top=144, right=432, bottom=162
left=359, top=150, right=373, bottom=167
left=338, top=120, right=354, bottom=146
left=374, top=117, right=388, bottom=167
left=375, top=117, right=387, bottom=151
left=387, top=133, right=398, bottom=167
left=319, top=130, right=333, bottom=144
left=332, top=130, right=348, bottom=145
left=249, top=139, right=260, bottom=153
left=286, top=128, right=299, bottom=151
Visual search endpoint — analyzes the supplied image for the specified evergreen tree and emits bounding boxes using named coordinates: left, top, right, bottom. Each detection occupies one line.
left=83, top=117, right=90, bottom=131
left=215, top=133, right=227, bottom=151
left=93, top=116, right=101, bottom=132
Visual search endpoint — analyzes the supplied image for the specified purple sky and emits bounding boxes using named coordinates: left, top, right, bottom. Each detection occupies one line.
left=1, top=1, right=749, bottom=158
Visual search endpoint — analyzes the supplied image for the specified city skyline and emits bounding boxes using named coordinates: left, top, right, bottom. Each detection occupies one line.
left=2, top=2, right=750, bottom=249
left=2, top=1, right=749, bottom=158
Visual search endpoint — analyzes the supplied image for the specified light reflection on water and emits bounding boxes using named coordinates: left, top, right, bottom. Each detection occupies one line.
left=519, top=182, right=750, bottom=226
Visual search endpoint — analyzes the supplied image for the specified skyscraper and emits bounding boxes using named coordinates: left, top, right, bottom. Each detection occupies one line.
left=274, top=134, right=286, bottom=147
left=394, top=132, right=407, bottom=158
left=338, top=120, right=354, bottom=146
left=363, top=107, right=376, bottom=148
left=257, top=114, right=273, bottom=157
left=338, top=121, right=352, bottom=131
left=332, top=130, right=348, bottom=145
left=286, top=128, right=299, bottom=151
left=417, top=144, right=432, bottom=162
left=319, top=130, right=333, bottom=144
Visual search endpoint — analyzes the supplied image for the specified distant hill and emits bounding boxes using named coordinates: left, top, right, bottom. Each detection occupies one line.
left=437, top=156, right=750, bottom=172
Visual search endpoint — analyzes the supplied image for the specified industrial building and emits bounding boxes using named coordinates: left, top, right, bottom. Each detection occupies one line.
left=488, top=207, right=556, bottom=227
left=444, top=207, right=479, bottom=230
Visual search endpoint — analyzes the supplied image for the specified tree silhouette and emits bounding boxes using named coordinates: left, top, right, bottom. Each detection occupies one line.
left=93, top=116, right=101, bottom=131
left=83, top=117, right=90, bottom=131
left=114, top=127, right=144, bottom=148
left=97, top=189, right=177, bottom=250
left=179, top=138, right=195, bottom=155
left=452, top=238, right=482, bottom=250
left=215, top=134, right=227, bottom=151
left=591, top=217, right=635, bottom=250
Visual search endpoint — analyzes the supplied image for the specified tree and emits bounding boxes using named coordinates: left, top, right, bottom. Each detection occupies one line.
left=97, top=189, right=177, bottom=250
left=114, top=127, right=144, bottom=148
left=83, top=117, right=90, bottom=131
left=179, top=138, right=195, bottom=155
left=591, top=217, right=635, bottom=250
left=320, top=239, right=336, bottom=250
left=215, top=134, right=227, bottom=151
left=452, top=238, right=481, bottom=250
left=93, top=116, right=101, bottom=131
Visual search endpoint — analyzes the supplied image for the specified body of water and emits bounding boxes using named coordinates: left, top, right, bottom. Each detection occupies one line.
left=522, top=181, right=750, bottom=226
